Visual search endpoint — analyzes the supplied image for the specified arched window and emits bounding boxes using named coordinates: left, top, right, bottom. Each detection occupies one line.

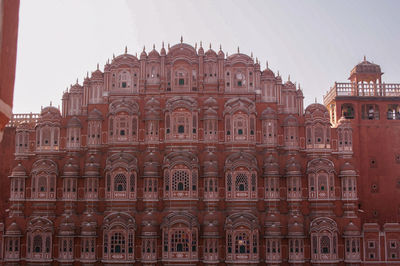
left=161, top=213, right=199, bottom=261
left=226, top=170, right=257, bottom=200
left=266, top=239, right=282, bottom=262
left=81, top=237, right=96, bottom=261
left=105, top=171, right=136, bottom=200
left=225, top=213, right=259, bottom=262
left=141, top=238, right=157, bottom=261
left=26, top=218, right=53, bottom=260
left=102, top=213, right=135, bottom=262
left=108, top=100, right=139, bottom=143
left=283, top=116, right=299, bottom=149
left=225, top=152, right=258, bottom=200
left=163, top=152, right=198, bottom=200
left=307, top=159, right=335, bottom=200
left=31, top=160, right=57, bottom=200
left=36, top=125, right=60, bottom=152
left=262, top=120, right=277, bottom=145
left=289, top=239, right=304, bottom=262
left=310, top=218, right=338, bottom=263
left=15, top=129, right=30, bottom=154
left=118, top=71, right=131, bottom=89
left=165, top=167, right=197, bottom=199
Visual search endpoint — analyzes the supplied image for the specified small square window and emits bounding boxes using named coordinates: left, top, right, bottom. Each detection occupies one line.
left=390, top=241, right=396, bottom=248
left=179, top=78, right=185, bottom=85
left=122, top=82, right=127, bottom=88
left=368, top=241, right=375, bottom=248
left=237, top=81, right=242, bottom=87
left=369, top=253, right=375, bottom=259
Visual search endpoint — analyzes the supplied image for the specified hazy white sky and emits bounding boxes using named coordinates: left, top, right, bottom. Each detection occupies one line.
left=13, top=0, right=400, bottom=113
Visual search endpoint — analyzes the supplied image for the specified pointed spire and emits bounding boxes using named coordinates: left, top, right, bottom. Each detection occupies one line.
left=125, top=46, right=127, bottom=54
left=97, top=63, right=99, bottom=70
left=180, top=35, right=183, bottom=43
left=266, top=60, right=269, bottom=68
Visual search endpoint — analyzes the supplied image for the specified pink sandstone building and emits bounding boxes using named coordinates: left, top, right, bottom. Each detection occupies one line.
left=1, top=40, right=400, bottom=265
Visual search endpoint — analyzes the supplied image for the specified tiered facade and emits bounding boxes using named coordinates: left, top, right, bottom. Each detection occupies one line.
left=1, top=41, right=400, bottom=265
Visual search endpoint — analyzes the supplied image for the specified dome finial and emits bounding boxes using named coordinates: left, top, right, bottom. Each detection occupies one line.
left=143, top=46, right=145, bottom=52
left=135, top=52, right=137, bottom=57
left=251, top=51, right=253, bottom=58
left=237, top=46, right=240, bottom=53
left=86, top=71, right=89, bottom=78
left=162, top=41, right=164, bottom=48
left=219, top=44, right=222, bottom=51
left=180, top=35, right=183, bottom=43
left=200, top=41, right=202, bottom=48
left=288, top=74, right=290, bottom=81
left=277, top=70, right=280, bottom=76
left=76, top=78, right=78, bottom=84
left=97, top=63, right=99, bottom=70
left=113, top=53, right=115, bottom=59
left=315, top=97, right=317, bottom=103
left=50, top=101, right=52, bottom=106
left=153, top=43, right=155, bottom=49
left=168, top=43, right=170, bottom=50
left=363, top=55, right=366, bottom=61
left=125, top=46, right=127, bottom=54
left=266, top=60, right=269, bottom=68
left=195, top=42, right=197, bottom=50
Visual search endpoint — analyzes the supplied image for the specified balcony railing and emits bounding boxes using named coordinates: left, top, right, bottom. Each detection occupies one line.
left=324, top=82, right=400, bottom=105
left=6, top=113, right=39, bottom=127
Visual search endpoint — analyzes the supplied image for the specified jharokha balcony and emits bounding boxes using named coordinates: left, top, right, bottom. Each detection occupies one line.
left=324, top=82, right=400, bottom=106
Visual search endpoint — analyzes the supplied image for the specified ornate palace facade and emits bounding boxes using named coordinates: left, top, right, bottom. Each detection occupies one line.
left=1, top=41, right=400, bottom=265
